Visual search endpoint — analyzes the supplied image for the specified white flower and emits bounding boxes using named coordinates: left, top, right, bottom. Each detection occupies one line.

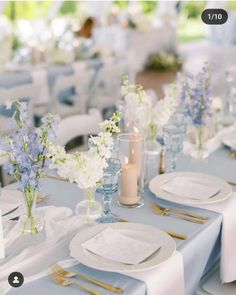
left=211, top=96, right=223, bottom=113
left=5, top=101, right=12, bottom=110
left=50, top=113, right=121, bottom=190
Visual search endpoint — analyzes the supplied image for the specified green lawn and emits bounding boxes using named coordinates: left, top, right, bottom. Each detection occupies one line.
left=177, top=18, right=206, bottom=43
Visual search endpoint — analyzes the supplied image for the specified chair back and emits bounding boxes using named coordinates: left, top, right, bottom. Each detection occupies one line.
left=56, top=108, right=102, bottom=146
left=0, top=84, right=36, bottom=135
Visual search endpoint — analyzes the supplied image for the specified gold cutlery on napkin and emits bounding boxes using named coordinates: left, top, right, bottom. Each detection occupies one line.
left=119, top=219, right=188, bottom=240
left=150, top=203, right=205, bottom=224
left=153, top=202, right=209, bottom=221
left=51, top=264, right=124, bottom=293
left=51, top=273, right=103, bottom=295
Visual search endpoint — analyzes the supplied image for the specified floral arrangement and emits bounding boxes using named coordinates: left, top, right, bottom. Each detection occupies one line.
left=0, top=101, right=60, bottom=233
left=49, top=112, right=122, bottom=193
left=0, top=102, right=59, bottom=192
left=145, top=51, right=182, bottom=72
left=121, top=76, right=177, bottom=144
left=178, top=63, right=212, bottom=126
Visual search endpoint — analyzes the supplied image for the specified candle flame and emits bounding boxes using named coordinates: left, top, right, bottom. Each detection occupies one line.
left=125, top=157, right=129, bottom=164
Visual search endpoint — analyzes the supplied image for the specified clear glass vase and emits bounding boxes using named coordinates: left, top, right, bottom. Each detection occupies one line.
left=117, top=133, right=144, bottom=208
left=194, top=125, right=209, bottom=159
left=75, top=188, right=102, bottom=225
left=145, top=124, right=162, bottom=154
left=20, top=188, right=44, bottom=235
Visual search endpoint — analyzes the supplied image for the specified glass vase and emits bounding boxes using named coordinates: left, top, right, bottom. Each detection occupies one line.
left=194, top=125, right=209, bottom=159
left=75, top=188, right=102, bottom=225
left=144, top=124, right=161, bottom=155
left=117, top=133, right=144, bottom=208
left=19, top=188, right=44, bottom=235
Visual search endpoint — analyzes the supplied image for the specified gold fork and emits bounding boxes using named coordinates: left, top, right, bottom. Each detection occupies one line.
left=150, top=203, right=205, bottom=224
left=153, top=202, right=209, bottom=221
left=51, top=264, right=123, bottom=293
left=51, top=273, right=103, bottom=295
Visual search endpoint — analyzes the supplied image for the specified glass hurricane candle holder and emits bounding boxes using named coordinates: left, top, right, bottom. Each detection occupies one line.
left=117, top=133, right=144, bottom=208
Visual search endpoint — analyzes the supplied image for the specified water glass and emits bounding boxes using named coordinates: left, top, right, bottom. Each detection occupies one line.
left=96, top=158, right=121, bottom=223
left=163, top=124, right=184, bottom=172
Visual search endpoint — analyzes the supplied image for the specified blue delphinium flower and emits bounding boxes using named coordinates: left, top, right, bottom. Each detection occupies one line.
left=0, top=101, right=60, bottom=192
left=178, top=63, right=212, bottom=126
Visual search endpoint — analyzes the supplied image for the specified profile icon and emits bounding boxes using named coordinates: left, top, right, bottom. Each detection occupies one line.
left=13, top=276, right=19, bottom=284
left=8, top=272, right=24, bottom=287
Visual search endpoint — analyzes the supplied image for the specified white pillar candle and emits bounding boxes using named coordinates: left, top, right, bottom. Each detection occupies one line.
left=119, top=163, right=139, bottom=205
left=0, top=209, right=4, bottom=259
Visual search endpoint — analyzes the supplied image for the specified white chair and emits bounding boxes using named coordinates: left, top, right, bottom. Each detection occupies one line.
left=89, top=61, right=126, bottom=112
left=56, top=108, right=102, bottom=149
left=50, top=71, right=94, bottom=118
left=0, top=84, right=36, bottom=135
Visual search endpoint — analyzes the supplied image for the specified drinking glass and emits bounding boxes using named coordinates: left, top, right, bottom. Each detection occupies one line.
left=163, top=124, right=184, bottom=172
left=96, top=158, right=121, bottom=223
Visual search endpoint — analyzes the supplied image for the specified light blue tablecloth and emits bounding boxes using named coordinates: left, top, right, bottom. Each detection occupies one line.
left=8, top=147, right=235, bottom=295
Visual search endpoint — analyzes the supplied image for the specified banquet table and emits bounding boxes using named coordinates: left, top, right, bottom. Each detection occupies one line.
left=2, top=147, right=236, bottom=295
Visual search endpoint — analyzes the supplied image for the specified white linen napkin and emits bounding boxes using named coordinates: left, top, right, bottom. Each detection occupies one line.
left=82, top=227, right=161, bottom=265
left=0, top=206, right=83, bottom=295
left=31, top=69, right=50, bottom=105
left=184, top=124, right=236, bottom=157
left=126, top=251, right=185, bottom=295
left=161, top=177, right=221, bottom=201
left=0, top=189, right=21, bottom=216
left=193, top=192, right=236, bottom=283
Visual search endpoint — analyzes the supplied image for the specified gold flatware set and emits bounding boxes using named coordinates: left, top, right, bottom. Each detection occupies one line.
left=150, top=202, right=208, bottom=225
left=51, top=264, right=124, bottom=294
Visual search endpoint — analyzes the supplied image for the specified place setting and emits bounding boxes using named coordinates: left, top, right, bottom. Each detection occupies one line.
left=1, top=2, right=236, bottom=295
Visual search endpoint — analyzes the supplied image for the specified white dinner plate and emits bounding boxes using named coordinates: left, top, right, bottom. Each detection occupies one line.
left=0, top=189, right=22, bottom=217
left=70, top=223, right=176, bottom=273
left=149, top=172, right=232, bottom=205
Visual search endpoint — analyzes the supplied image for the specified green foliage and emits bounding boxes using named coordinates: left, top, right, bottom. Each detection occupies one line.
left=228, top=1, right=236, bottom=10
left=145, top=51, right=183, bottom=72
left=113, top=1, right=129, bottom=9
left=141, top=1, right=157, bottom=15
left=59, top=1, right=77, bottom=15
left=4, top=1, right=52, bottom=20
left=183, top=1, right=206, bottom=19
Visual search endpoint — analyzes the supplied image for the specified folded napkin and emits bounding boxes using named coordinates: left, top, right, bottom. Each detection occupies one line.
left=0, top=189, right=21, bottom=216
left=184, top=124, right=236, bottom=157
left=0, top=206, right=83, bottom=295
left=193, top=192, right=236, bottom=283
left=82, top=227, right=161, bottom=265
left=31, top=69, right=50, bottom=105
left=161, top=177, right=221, bottom=201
